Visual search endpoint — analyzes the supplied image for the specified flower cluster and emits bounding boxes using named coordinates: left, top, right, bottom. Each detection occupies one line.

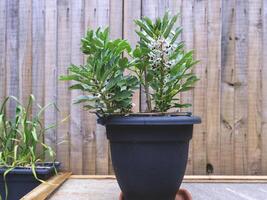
left=133, top=12, right=199, bottom=112
left=148, top=36, right=174, bottom=70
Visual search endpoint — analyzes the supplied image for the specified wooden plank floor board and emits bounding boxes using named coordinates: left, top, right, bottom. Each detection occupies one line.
left=48, top=178, right=267, bottom=200
left=21, top=172, right=72, bottom=200
left=49, top=179, right=119, bottom=200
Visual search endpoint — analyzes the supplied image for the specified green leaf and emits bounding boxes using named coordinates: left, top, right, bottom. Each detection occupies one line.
left=133, top=47, right=142, bottom=58
left=31, top=127, right=38, bottom=142
left=163, top=14, right=178, bottom=38
left=59, top=75, right=80, bottom=81
left=179, top=86, right=194, bottom=92
left=135, top=31, right=151, bottom=44
left=83, top=105, right=95, bottom=110
left=69, top=84, right=85, bottom=90
left=135, top=19, right=155, bottom=38
left=132, top=12, right=199, bottom=112
left=74, top=95, right=98, bottom=104
left=173, top=103, right=192, bottom=108
left=161, top=12, right=169, bottom=32
left=111, top=90, right=132, bottom=100
left=143, top=16, right=154, bottom=29
left=146, top=73, right=153, bottom=82
left=170, top=27, right=183, bottom=44
left=119, top=57, right=129, bottom=69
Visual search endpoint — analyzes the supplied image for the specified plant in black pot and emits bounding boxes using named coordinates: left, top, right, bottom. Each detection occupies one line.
left=61, top=12, right=201, bottom=200
left=0, top=95, right=60, bottom=200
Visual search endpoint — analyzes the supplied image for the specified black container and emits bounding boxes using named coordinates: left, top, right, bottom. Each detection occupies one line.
left=0, top=162, right=60, bottom=200
left=105, top=114, right=201, bottom=200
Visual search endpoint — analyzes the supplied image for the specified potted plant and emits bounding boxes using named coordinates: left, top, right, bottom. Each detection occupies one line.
left=0, top=95, right=60, bottom=200
left=61, top=12, right=200, bottom=200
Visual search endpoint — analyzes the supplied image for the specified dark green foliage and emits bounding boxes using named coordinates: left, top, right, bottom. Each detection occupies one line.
left=0, top=95, right=56, bottom=168
left=60, top=28, right=138, bottom=116
left=61, top=13, right=199, bottom=115
left=132, top=12, right=199, bottom=112
left=0, top=95, right=59, bottom=200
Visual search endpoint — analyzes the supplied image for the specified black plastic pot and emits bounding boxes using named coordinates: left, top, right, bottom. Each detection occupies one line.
left=0, top=162, right=60, bottom=200
left=105, top=114, right=201, bottom=200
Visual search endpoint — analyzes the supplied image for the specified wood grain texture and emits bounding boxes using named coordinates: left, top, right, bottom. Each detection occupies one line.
left=21, top=172, right=72, bottom=200
left=0, top=0, right=6, bottom=103
left=48, top=177, right=267, bottom=200
left=19, top=0, right=32, bottom=105
left=1, top=0, right=267, bottom=175
left=234, top=0, right=248, bottom=175
left=68, top=174, right=267, bottom=181
left=181, top=0, right=194, bottom=114
left=93, top=0, right=110, bottom=175
left=192, top=0, right=208, bottom=175
left=56, top=0, right=71, bottom=171
left=44, top=0, right=58, bottom=160
left=82, top=0, right=97, bottom=175
left=262, top=0, right=267, bottom=175
left=247, top=0, right=262, bottom=175
left=32, top=0, right=45, bottom=112
left=220, top=0, right=235, bottom=175
left=109, top=0, right=123, bottom=40
left=206, top=0, right=222, bottom=174
left=182, top=0, right=194, bottom=175
left=31, top=0, right=45, bottom=158
left=69, top=0, right=84, bottom=175
left=6, top=0, right=19, bottom=116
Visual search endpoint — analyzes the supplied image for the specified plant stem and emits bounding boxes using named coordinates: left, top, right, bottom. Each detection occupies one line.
left=144, top=69, right=152, bottom=112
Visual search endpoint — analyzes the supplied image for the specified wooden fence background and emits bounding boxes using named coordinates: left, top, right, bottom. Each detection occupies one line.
left=0, top=0, right=267, bottom=175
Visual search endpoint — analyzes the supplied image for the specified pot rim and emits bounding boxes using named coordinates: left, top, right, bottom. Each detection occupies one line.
left=101, top=114, right=201, bottom=126
left=0, top=162, right=60, bottom=175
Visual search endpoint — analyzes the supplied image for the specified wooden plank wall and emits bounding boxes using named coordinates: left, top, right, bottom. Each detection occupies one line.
left=0, top=0, right=267, bottom=175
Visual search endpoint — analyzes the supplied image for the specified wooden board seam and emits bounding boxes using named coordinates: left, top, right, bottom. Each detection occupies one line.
left=69, top=175, right=267, bottom=183
left=20, top=172, right=72, bottom=200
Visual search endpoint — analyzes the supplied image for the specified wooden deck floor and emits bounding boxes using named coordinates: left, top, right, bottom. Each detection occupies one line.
left=48, top=178, right=267, bottom=200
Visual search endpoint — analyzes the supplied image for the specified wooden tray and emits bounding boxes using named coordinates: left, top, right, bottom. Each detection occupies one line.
left=21, top=174, right=267, bottom=200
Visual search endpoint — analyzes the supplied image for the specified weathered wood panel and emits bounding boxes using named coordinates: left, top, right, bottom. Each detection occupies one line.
left=234, top=0, right=248, bottom=175
left=262, top=0, right=267, bottom=175
left=48, top=177, right=267, bottom=200
left=192, top=0, right=208, bottom=175
left=247, top=0, right=262, bottom=175
left=182, top=0, right=194, bottom=175
left=57, top=0, right=71, bottom=170
left=32, top=0, right=45, bottom=112
left=93, top=0, right=110, bottom=175
left=19, top=0, right=32, bottom=104
left=0, top=0, right=7, bottom=103
left=206, top=0, right=222, bottom=175
left=44, top=0, right=58, bottom=159
left=6, top=0, right=19, bottom=116
left=221, top=0, right=235, bottom=175
left=1, top=0, right=267, bottom=175
left=82, top=0, right=97, bottom=175
left=69, top=0, right=84, bottom=175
